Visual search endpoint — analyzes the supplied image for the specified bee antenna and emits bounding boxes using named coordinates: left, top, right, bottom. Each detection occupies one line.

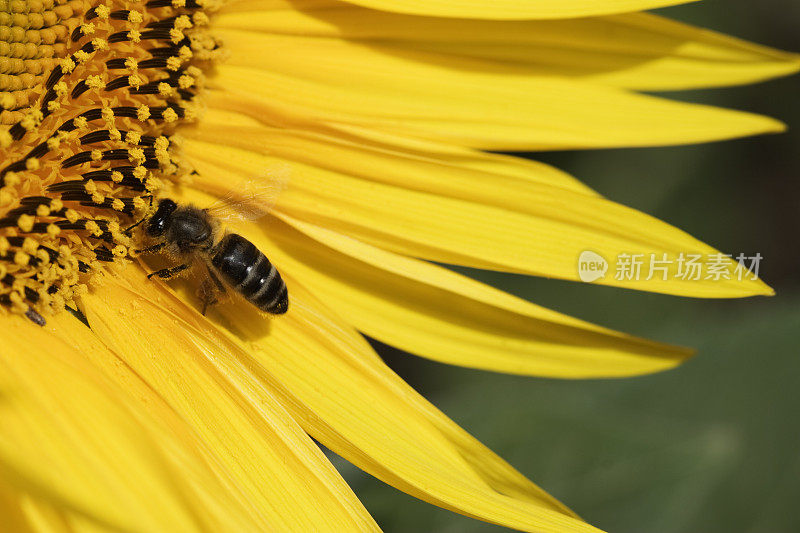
left=123, top=215, right=147, bottom=236
left=123, top=195, right=155, bottom=235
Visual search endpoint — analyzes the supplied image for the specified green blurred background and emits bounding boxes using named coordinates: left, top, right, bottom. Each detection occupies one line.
left=334, top=1, right=800, bottom=531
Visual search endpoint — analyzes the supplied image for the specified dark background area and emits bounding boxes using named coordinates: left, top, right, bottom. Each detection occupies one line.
left=335, top=1, right=800, bottom=531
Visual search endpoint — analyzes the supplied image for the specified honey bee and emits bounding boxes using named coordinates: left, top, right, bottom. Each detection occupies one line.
left=135, top=177, right=288, bottom=315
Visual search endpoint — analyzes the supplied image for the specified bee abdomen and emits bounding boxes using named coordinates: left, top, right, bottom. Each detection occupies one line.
left=211, top=234, right=288, bottom=314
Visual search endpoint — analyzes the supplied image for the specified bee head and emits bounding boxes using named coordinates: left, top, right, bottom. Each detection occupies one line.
left=146, top=199, right=178, bottom=237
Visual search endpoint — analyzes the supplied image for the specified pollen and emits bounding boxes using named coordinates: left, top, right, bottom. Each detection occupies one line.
left=17, top=215, right=34, bottom=232
left=128, top=147, right=146, bottom=164
left=128, top=10, right=143, bottom=25
left=137, top=105, right=151, bottom=121
left=94, top=5, right=111, bottom=19
left=0, top=0, right=223, bottom=321
left=14, top=250, right=30, bottom=266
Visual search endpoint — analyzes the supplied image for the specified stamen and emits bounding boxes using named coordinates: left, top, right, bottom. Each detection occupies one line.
left=0, top=0, right=222, bottom=323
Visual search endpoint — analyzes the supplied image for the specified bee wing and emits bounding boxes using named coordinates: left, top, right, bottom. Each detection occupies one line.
left=204, top=165, right=290, bottom=223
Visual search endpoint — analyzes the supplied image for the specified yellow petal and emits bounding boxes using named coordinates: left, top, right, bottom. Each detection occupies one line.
left=48, top=309, right=294, bottom=532
left=264, top=212, right=692, bottom=377
left=186, top=107, right=596, bottom=198
left=216, top=7, right=800, bottom=90
left=81, top=270, right=379, bottom=532
left=211, top=31, right=784, bottom=150
left=0, top=481, right=35, bottom=533
left=205, top=277, right=601, bottom=532
left=226, top=0, right=695, bottom=20
left=15, top=494, right=103, bottom=533
left=0, top=314, right=213, bottom=532
left=107, top=204, right=594, bottom=529
left=184, top=140, right=772, bottom=298
left=172, top=186, right=691, bottom=378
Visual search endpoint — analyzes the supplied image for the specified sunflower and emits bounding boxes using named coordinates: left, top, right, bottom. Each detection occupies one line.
left=0, top=0, right=796, bottom=531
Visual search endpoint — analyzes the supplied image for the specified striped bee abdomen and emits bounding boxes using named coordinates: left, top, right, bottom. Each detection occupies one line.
left=211, top=234, right=288, bottom=314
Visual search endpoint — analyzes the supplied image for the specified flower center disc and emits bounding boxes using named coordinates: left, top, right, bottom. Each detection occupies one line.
left=0, top=0, right=221, bottom=320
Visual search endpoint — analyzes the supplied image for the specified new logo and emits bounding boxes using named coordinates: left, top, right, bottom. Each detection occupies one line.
left=578, top=250, right=608, bottom=283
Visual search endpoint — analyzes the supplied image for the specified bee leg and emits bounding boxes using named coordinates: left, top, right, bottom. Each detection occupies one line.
left=25, top=308, right=46, bottom=326
left=147, top=263, right=190, bottom=280
left=199, top=280, right=219, bottom=316
left=135, top=242, right=166, bottom=254
left=199, top=265, right=226, bottom=316
left=201, top=295, right=215, bottom=316
left=205, top=264, right=227, bottom=293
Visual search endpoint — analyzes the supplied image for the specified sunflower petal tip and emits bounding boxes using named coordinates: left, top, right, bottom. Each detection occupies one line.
left=734, top=279, right=775, bottom=298
left=748, top=276, right=776, bottom=297
left=734, top=114, right=788, bottom=137
left=765, top=119, right=788, bottom=134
